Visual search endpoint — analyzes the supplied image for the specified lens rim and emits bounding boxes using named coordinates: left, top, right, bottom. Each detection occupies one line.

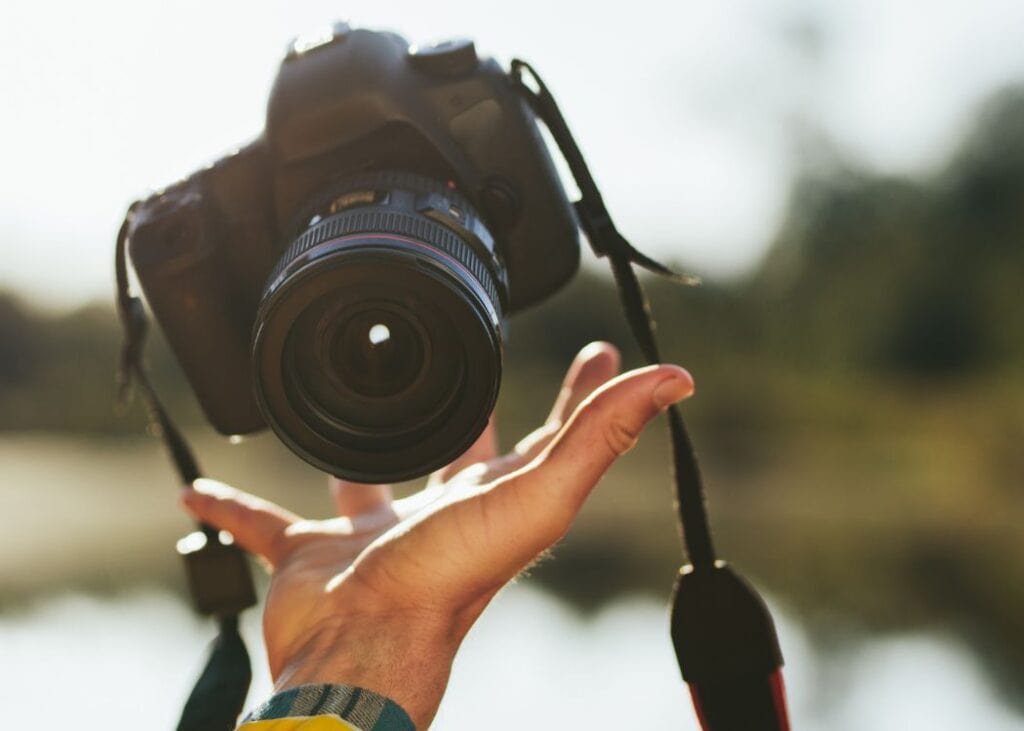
left=253, top=231, right=502, bottom=483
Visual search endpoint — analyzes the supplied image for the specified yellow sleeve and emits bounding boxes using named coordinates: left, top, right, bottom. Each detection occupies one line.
left=239, top=717, right=362, bottom=731
left=238, top=683, right=414, bottom=730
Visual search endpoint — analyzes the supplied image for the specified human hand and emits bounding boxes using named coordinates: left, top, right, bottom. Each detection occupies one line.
left=180, top=342, right=693, bottom=728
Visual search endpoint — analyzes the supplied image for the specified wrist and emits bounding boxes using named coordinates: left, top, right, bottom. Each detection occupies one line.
left=273, top=611, right=462, bottom=729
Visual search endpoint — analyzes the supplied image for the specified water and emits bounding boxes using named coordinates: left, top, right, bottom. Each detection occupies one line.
left=0, top=585, right=1020, bottom=730
left=1, top=433, right=1021, bottom=728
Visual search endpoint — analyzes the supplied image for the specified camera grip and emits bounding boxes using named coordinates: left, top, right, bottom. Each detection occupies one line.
left=128, top=186, right=265, bottom=435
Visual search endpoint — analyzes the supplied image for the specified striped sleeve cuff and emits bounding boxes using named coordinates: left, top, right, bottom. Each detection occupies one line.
left=240, top=684, right=415, bottom=731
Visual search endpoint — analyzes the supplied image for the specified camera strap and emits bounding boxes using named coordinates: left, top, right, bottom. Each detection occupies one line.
left=116, top=212, right=257, bottom=731
left=511, top=60, right=790, bottom=730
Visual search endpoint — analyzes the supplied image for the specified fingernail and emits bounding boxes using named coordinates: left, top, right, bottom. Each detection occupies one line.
left=651, top=370, right=694, bottom=410
left=191, top=478, right=230, bottom=498
left=180, top=484, right=203, bottom=504
left=579, top=341, right=613, bottom=361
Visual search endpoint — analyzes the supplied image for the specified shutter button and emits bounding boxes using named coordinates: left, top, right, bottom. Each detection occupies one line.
left=408, top=39, right=479, bottom=76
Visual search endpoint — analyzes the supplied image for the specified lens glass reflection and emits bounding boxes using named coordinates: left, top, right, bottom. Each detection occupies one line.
left=330, top=309, right=425, bottom=399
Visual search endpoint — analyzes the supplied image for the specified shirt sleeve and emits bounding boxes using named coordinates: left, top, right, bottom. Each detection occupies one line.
left=237, top=684, right=416, bottom=731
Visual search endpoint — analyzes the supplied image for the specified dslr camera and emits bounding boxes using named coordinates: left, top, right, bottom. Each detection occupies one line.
left=126, top=24, right=581, bottom=482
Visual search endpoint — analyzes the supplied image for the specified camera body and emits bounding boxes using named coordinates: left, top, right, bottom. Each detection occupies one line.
left=128, top=24, right=579, bottom=462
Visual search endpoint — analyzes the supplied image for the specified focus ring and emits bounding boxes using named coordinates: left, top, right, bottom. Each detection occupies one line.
left=268, top=208, right=503, bottom=318
left=285, top=170, right=480, bottom=240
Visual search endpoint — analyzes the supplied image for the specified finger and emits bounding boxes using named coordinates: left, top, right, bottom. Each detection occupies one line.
left=486, top=342, right=622, bottom=481
left=391, top=483, right=446, bottom=520
left=494, top=365, right=694, bottom=528
left=329, top=478, right=394, bottom=517
left=514, top=341, right=621, bottom=457
left=434, top=365, right=694, bottom=599
left=430, top=417, right=498, bottom=485
left=180, top=479, right=299, bottom=566
left=545, top=341, right=621, bottom=427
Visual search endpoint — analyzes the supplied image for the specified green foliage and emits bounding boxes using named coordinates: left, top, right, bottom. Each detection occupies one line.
left=755, top=85, right=1024, bottom=376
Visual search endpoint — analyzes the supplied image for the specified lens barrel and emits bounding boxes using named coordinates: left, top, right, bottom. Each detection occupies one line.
left=253, top=171, right=506, bottom=482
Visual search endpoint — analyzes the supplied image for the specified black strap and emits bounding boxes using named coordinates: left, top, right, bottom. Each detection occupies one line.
left=116, top=210, right=202, bottom=486
left=512, top=62, right=789, bottom=730
left=116, top=212, right=254, bottom=731
left=510, top=59, right=715, bottom=571
left=175, top=616, right=253, bottom=731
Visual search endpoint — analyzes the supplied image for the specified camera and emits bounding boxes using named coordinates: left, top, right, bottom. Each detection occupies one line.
left=126, top=24, right=580, bottom=482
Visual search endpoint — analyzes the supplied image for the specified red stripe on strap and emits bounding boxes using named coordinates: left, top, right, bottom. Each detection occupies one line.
left=770, top=670, right=791, bottom=731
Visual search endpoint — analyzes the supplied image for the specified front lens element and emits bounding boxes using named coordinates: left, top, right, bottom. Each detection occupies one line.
left=331, top=306, right=426, bottom=399
left=252, top=172, right=506, bottom=483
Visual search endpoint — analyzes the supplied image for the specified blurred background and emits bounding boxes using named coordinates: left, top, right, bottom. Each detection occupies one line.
left=1, top=0, right=1023, bottom=728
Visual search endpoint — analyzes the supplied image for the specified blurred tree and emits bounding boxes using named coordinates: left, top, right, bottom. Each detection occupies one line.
left=755, top=85, right=1024, bottom=377
left=0, top=293, right=40, bottom=384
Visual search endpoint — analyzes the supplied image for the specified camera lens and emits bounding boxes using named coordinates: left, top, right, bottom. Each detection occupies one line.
left=253, top=171, right=506, bottom=482
left=280, top=294, right=463, bottom=438
left=331, top=307, right=425, bottom=399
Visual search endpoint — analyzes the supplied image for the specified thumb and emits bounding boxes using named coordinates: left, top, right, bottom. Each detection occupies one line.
left=181, top=479, right=299, bottom=566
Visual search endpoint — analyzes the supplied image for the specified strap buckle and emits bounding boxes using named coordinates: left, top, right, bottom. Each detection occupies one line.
left=178, top=530, right=258, bottom=617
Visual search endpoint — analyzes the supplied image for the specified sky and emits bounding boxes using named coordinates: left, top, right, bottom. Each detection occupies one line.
left=3, top=0, right=1024, bottom=307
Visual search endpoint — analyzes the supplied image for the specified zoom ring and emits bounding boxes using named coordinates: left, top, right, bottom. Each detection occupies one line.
left=269, top=207, right=503, bottom=317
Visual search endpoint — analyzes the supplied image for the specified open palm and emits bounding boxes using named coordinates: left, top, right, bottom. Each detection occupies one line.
left=182, top=342, right=693, bottom=727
